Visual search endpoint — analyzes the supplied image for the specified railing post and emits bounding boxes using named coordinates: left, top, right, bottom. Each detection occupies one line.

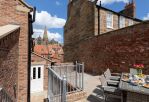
left=62, top=76, right=67, bottom=102
left=47, top=67, right=50, bottom=102
left=82, top=62, right=84, bottom=90
left=75, top=61, right=78, bottom=88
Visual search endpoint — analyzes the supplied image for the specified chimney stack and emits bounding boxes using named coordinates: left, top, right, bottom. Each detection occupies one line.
left=120, top=0, right=136, bottom=18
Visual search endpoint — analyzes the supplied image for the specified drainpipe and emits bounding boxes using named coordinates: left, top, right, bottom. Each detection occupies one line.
left=28, top=7, right=36, bottom=102
left=96, top=1, right=101, bottom=35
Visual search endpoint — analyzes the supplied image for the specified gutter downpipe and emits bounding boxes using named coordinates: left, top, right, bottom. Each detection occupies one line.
left=27, top=7, right=36, bottom=102
left=97, top=1, right=101, bottom=35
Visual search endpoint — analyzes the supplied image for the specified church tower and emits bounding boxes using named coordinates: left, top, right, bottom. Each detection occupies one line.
left=43, top=26, right=49, bottom=45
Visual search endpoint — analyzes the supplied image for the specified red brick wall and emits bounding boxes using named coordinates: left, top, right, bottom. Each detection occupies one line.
left=0, top=30, right=19, bottom=100
left=64, top=0, right=141, bottom=63
left=67, top=21, right=149, bottom=74
left=0, top=0, right=30, bottom=101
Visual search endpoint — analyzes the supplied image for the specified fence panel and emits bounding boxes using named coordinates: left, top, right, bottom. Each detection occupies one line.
left=48, top=62, right=84, bottom=102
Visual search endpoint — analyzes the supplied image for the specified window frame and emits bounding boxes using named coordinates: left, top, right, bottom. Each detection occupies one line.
left=128, top=19, right=134, bottom=26
left=119, top=16, right=125, bottom=28
left=106, top=12, right=113, bottom=29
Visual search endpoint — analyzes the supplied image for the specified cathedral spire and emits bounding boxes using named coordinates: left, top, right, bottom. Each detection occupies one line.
left=43, top=26, right=49, bottom=45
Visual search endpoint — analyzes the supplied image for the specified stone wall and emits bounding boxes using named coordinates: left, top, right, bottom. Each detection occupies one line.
left=0, top=0, right=31, bottom=101
left=65, top=21, right=149, bottom=74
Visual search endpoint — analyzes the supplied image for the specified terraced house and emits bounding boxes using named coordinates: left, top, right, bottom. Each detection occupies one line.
left=64, top=0, right=149, bottom=74
left=0, top=0, right=35, bottom=102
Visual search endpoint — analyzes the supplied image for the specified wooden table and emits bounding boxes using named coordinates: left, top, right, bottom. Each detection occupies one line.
left=119, top=73, right=149, bottom=102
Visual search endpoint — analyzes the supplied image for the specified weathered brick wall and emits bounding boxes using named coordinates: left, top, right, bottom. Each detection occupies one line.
left=66, top=21, right=149, bottom=74
left=64, top=0, right=141, bottom=63
left=0, top=30, right=19, bottom=100
left=0, top=0, right=30, bottom=101
left=64, top=0, right=95, bottom=61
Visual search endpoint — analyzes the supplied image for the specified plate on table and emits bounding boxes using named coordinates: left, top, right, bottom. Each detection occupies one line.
left=143, top=84, right=149, bottom=88
left=130, top=80, right=139, bottom=86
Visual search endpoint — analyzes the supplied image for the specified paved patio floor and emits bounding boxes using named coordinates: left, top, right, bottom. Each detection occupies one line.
left=31, top=91, right=47, bottom=102
left=84, top=73, right=121, bottom=102
left=31, top=73, right=121, bottom=102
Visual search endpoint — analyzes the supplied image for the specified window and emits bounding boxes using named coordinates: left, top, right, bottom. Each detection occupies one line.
left=106, top=12, right=113, bottom=28
left=33, top=68, right=36, bottom=79
left=129, top=20, right=133, bottom=26
left=119, top=16, right=125, bottom=28
left=38, top=67, right=41, bottom=79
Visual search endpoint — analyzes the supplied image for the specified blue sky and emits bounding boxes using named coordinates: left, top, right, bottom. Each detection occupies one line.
left=25, top=0, right=149, bottom=43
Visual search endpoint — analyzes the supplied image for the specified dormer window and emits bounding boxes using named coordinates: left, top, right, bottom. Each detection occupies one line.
left=129, top=19, right=133, bottom=26
left=106, top=12, right=113, bottom=29
left=119, top=16, right=125, bottom=28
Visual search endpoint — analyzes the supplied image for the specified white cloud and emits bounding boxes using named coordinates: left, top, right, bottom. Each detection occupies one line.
left=143, top=13, right=149, bottom=20
left=56, top=1, right=61, bottom=6
left=34, top=11, right=66, bottom=29
left=33, top=29, right=63, bottom=43
left=89, top=0, right=129, bottom=5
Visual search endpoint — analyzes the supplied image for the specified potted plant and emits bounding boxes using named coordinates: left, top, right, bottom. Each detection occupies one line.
left=133, top=64, right=144, bottom=77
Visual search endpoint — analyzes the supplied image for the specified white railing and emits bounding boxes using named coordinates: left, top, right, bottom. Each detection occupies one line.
left=47, top=62, right=84, bottom=102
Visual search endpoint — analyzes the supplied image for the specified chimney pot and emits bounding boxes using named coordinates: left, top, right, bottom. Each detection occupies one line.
left=121, top=0, right=136, bottom=18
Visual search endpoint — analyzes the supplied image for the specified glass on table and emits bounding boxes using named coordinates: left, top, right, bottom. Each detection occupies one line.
left=145, top=75, right=149, bottom=84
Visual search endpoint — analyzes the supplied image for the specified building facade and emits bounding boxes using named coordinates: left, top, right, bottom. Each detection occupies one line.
left=64, top=0, right=142, bottom=62
left=0, top=0, right=33, bottom=102
left=64, top=0, right=149, bottom=74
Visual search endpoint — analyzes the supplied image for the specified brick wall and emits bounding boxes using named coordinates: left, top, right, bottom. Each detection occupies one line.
left=64, top=0, right=95, bottom=61
left=65, top=21, right=149, bottom=74
left=0, top=0, right=31, bottom=101
left=0, top=30, right=19, bottom=100
left=66, top=91, right=87, bottom=102
left=64, top=0, right=141, bottom=63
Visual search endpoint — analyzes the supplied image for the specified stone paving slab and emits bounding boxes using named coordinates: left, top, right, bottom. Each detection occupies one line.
left=31, top=91, right=47, bottom=102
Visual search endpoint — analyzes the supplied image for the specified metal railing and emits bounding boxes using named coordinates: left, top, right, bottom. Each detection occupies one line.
left=47, top=62, right=84, bottom=102
left=0, top=87, right=13, bottom=102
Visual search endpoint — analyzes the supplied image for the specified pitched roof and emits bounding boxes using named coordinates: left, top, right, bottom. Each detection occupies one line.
left=0, top=24, right=20, bottom=39
left=34, top=44, right=64, bottom=55
left=96, top=5, right=142, bottom=22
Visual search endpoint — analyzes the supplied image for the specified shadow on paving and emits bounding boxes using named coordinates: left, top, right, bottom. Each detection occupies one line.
left=87, top=85, right=121, bottom=102
left=87, top=95, right=121, bottom=102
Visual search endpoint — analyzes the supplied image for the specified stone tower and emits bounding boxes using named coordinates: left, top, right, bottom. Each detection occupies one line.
left=43, top=26, right=49, bottom=45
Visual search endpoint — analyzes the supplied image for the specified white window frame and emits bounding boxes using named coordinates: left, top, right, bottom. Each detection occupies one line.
left=119, top=16, right=125, bottom=28
left=128, top=19, right=134, bottom=26
left=106, top=12, right=113, bottom=29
